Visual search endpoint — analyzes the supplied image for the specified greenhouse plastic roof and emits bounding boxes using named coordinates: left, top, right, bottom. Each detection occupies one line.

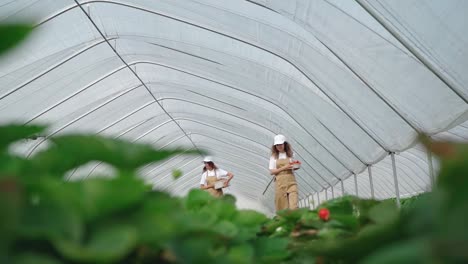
left=1, top=0, right=467, bottom=214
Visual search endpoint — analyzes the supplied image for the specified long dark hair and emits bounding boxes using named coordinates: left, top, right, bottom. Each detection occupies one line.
left=271, top=141, right=293, bottom=159
left=202, top=161, right=218, bottom=173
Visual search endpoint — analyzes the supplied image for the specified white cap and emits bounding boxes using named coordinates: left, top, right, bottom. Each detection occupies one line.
left=274, top=134, right=286, bottom=145
left=203, top=156, right=213, bottom=162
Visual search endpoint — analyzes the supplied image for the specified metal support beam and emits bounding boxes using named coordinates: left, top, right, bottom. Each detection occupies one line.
left=341, top=179, right=345, bottom=196
left=331, top=185, right=335, bottom=199
left=354, top=174, right=359, bottom=196
left=391, top=152, right=401, bottom=208
left=368, top=166, right=375, bottom=199
left=427, top=150, right=435, bottom=190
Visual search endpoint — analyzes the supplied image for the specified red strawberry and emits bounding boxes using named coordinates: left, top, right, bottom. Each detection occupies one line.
left=318, top=208, right=330, bottom=221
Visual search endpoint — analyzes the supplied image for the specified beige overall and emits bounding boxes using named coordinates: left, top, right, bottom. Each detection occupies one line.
left=275, top=158, right=298, bottom=211
left=205, top=170, right=223, bottom=198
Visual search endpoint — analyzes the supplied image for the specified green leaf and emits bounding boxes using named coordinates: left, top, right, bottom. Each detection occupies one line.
left=68, top=176, right=148, bottom=221
left=226, top=244, right=255, bottom=264
left=172, top=169, right=183, bottom=179
left=18, top=180, right=83, bottom=242
left=184, top=189, right=214, bottom=210
left=130, top=192, right=185, bottom=245
left=213, top=220, right=239, bottom=238
left=360, top=238, right=431, bottom=264
left=0, top=24, right=32, bottom=56
left=0, top=124, right=45, bottom=152
left=168, top=236, right=218, bottom=263
left=13, top=252, right=63, bottom=264
left=30, top=135, right=200, bottom=175
left=235, top=210, right=268, bottom=228
left=253, top=237, right=290, bottom=263
left=53, top=224, right=138, bottom=262
left=367, top=200, right=399, bottom=225
left=319, top=195, right=356, bottom=215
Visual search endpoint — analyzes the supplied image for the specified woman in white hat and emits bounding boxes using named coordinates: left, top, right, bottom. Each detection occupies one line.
left=269, top=134, right=298, bottom=211
left=200, top=156, right=234, bottom=197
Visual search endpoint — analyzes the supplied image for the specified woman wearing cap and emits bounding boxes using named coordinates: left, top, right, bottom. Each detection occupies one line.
left=200, top=156, right=234, bottom=197
left=269, top=134, right=298, bottom=211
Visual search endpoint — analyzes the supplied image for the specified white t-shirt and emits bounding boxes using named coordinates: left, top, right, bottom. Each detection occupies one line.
left=269, top=152, right=293, bottom=170
left=200, top=169, right=228, bottom=185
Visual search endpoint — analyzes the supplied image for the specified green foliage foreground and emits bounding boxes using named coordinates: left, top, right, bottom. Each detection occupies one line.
left=0, top=124, right=287, bottom=264
left=1, top=125, right=468, bottom=264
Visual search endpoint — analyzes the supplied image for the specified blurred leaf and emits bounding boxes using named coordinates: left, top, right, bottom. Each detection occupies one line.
left=277, top=208, right=309, bottom=222
left=253, top=237, right=290, bottom=263
left=235, top=210, right=268, bottom=228
left=53, top=224, right=137, bottom=262
left=13, top=252, right=63, bottom=264
left=30, top=135, right=201, bottom=175
left=233, top=210, right=267, bottom=241
left=0, top=24, right=32, bottom=56
left=168, top=236, right=218, bottom=263
left=367, top=200, right=399, bottom=225
left=319, top=195, right=356, bottom=215
left=0, top=124, right=45, bottom=152
left=172, top=169, right=183, bottom=179
left=18, top=180, right=83, bottom=242
left=226, top=244, right=255, bottom=264
left=184, top=189, right=213, bottom=210
left=128, top=191, right=184, bottom=246
left=67, top=176, right=148, bottom=221
left=220, top=194, right=237, bottom=205
left=360, top=238, right=432, bottom=264
left=213, top=220, right=239, bottom=238
left=316, top=227, right=350, bottom=240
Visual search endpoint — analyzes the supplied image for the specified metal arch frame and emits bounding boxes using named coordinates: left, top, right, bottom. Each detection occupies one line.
left=397, top=149, right=435, bottom=187
left=156, top=103, right=332, bottom=187
left=390, top=154, right=428, bottom=191
left=25, top=2, right=460, bottom=205
left=37, top=0, right=393, bottom=166
left=75, top=110, right=321, bottom=193
left=64, top=0, right=431, bottom=142
left=159, top=118, right=320, bottom=191
left=73, top=0, right=203, bottom=164
left=356, top=0, right=468, bottom=103
left=129, top=120, right=323, bottom=194
left=8, top=2, right=438, bottom=203
left=0, top=38, right=116, bottom=101
left=373, top=156, right=415, bottom=195
left=131, top=60, right=357, bottom=177
left=3, top=22, right=369, bottom=189
left=17, top=51, right=353, bottom=187
left=25, top=83, right=147, bottom=157
left=83, top=94, right=332, bottom=191
left=140, top=134, right=270, bottom=177
left=154, top=144, right=267, bottom=183
left=366, top=164, right=403, bottom=197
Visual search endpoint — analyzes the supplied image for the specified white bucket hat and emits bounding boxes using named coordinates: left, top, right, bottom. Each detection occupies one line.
left=274, top=134, right=286, bottom=145
left=203, top=156, right=214, bottom=162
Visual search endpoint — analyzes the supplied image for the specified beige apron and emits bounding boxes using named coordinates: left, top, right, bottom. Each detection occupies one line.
left=275, top=158, right=298, bottom=211
left=205, top=170, right=223, bottom=198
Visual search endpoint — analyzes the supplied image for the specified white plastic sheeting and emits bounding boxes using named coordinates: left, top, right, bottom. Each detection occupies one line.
left=1, top=0, right=467, bottom=215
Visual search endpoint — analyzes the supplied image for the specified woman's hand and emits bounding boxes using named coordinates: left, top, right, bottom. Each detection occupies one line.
left=282, top=163, right=293, bottom=170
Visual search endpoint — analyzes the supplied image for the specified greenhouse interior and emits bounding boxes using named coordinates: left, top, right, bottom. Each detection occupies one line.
left=1, top=0, right=467, bottom=263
